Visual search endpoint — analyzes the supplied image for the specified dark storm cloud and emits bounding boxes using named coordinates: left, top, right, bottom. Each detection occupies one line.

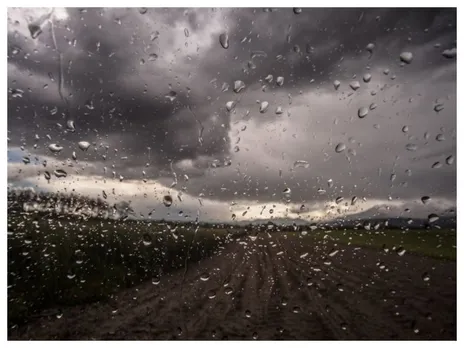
left=8, top=8, right=456, bottom=219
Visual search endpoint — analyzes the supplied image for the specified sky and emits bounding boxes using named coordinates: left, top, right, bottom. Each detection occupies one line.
left=7, top=7, right=457, bottom=223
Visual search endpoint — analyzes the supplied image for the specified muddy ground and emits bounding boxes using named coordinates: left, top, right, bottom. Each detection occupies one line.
left=9, top=233, right=456, bottom=340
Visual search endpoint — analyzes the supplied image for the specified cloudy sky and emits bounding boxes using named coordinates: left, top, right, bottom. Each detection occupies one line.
left=7, top=7, right=456, bottom=223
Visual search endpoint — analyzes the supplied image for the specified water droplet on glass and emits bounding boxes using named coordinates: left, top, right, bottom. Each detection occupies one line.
left=369, top=103, right=377, bottom=110
left=293, top=160, right=309, bottom=169
left=224, top=287, right=233, bottom=295
left=234, top=80, right=245, bottom=93
left=66, top=120, right=75, bottom=131
left=399, top=51, right=413, bottom=64
left=333, top=80, right=341, bottom=90
left=283, top=188, right=291, bottom=194
left=293, top=8, right=302, bottom=14
left=260, top=101, right=269, bottom=113
left=10, top=88, right=24, bottom=98
left=165, top=91, right=177, bottom=102
left=148, top=53, right=158, bottom=61
left=265, top=74, right=273, bottom=83
left=363, top=73, right=372, bottom=83
left=383, top=68, right=390, bottom=75
left=422, top=272, right=430, bottom=282
left=434, top=104, right=444, bottom=112
left=405, top=143, right=418, bottom=151
left=48, top=144, right=63, bottom=153
left=292, top=306, right=301, bottom=313
left=421, top=196, right=431, bottom=204
left=335, top=143, right=346, bottom=153
left=208, top=290, right=216, bottom=299
left=245, top=310, right=251, bottom=318
left=402, top=126, right=409, bottom=133
left=44, top=171, right=51, bottom=180
left=184, top=28, right=189, bottom=37
left=163, top=195, right=173, bottom=207
left=428, top=213, right=439, bottom=223
left=226, top=101, right=236, bottom=112
left=335, top=197, right=344, bottom=204
left=219, top=33, right=229, bottom=49
left=358, top=107, right=368, bottom=118
left=436, top=134, right=445, bottom=142
left=28, top=23, right=42, bottom=39
left=446, top=155, right=454, bottom=165
left=396, top=247, right=406, bottom=256
left=152, top=276, right=160, bottom=285
left=366, top=43, right=375, bottom=53
left=349, top=81, right=360, bottom=91
left=54, top=169, right=67, bottom=178
left=431, top=162, right=442, bottom=169
left=252, top=332, right=258, bottom=340
left=275, top=106, right=283, bottom=115
left=139, top=8, right=147, bottom=14
left=78, top=141, right=91, bottom=151
left=200, top=273, right=210, bottom=281
left=442, top=47, right=456, bottom=59
left=276, top=76, right=284, bottom=86
left=142, top=233, right=152, bottom=246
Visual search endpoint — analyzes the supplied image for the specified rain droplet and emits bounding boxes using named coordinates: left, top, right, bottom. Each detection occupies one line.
left=369, top=103, right=377, bottom=110
left=434, top=104, right=444, bottom=112
left=276, top=76, right=284, bottom=86
left=366, top=43, right=375, bottom=53
left=219, top=33, right=229, bottom=49
left=226, top=101, right=236, bottom=112
left=28, top=23, right=42, bottom=39
left=148, top=53, right=158, bottom=61
left=422, top=272, right=431, bottom=282
left=184, top=28, right=189, bottom=37
left=102, top=190, right=107, bottom=199
left=44, top=171, right=51, bottom=180
left=283, top=188, right=291, bottom=194
left=245, top=310, right=251, bottom=318
left=163, top=195, right=173, bottom=207
left=200, top=273, right=210, bottom=281
left=165, top=91, right=177, bottom=102
left=406, top=143, right=418, bottom=151
left=335, top=197, right=343, bottom=204
left=421, top=196, right=431, bottom=204
left=207, top=290, right=216, bottom=299
left=351, top=196, right=358, bottom=205
left=329, top=249, right=339, bottom=257
left=428, top=214, right=439, bottom=223
left=363, top=73, right=372, bottom=83
left=275, top=106, right=283, bottom=115
left=224, top=287, right=233, bottom=295
left=402, top=126, right=409, bottom=133
left=399, top=51, right=413, bottom=64
left=446, top=155, right=454, bottom=165
left=349, top=81, right=360, bottom=91
left=335, top=143, right=346, bottom=153
left=333, top=80, right=341, bottom=90
left=292, top=306, right=301, bottom=313
left=152, top=276, right=160, bottom=285
left=293, top=8, right=302, bottom=14
left=72, top=151, right=77, bottom=160
left=234, top=80, right=245, bottom=93
left=10, top=88, right=24, bottom=98
left=54, top=169, right=67, bottom=178
left=436, top=134, right=445, bottom=141
left=48, top=144, right=63, bottom=153
left=396, top=247, right=406, bottom=256
left=442, top=47, right=456, bottom=59
left=260, top=101, right=269, bottom=113
left=78, top=141, right=91, bottom=151
left=142, top=233, right=152, bottom=246
left=358, top=107, right=368, bottom=118
left=265, top=74, right=273, bottom=83
left=66, top=120, right=75, bottom=131
left=431, top=161, right=442, bottom=169
left=293, top=160, right=309, bottom=168
left=139, top=8, right=147, bottom=14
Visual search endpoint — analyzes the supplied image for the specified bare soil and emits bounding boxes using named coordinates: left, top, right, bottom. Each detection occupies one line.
left=9, top=233, right=456, bottom=340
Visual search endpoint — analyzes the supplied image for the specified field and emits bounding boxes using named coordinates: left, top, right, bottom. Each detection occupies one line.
left=8, top=213, right=456, bottom=340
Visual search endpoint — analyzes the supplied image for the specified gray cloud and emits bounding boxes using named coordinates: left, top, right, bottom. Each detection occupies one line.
left=8, top=8, right=456, bottom=221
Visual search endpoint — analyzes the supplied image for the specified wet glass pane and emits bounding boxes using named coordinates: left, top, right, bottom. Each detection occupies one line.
left=8, top=7, right=456, bottom=340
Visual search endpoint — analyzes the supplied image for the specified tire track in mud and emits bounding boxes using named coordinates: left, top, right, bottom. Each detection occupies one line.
left=10, top=233, right=456, bottom=340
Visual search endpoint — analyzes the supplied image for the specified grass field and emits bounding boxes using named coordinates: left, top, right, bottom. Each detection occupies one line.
left=7, top=212, right=229, bottom=326
left=307, top=228, right=457, bottom=260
